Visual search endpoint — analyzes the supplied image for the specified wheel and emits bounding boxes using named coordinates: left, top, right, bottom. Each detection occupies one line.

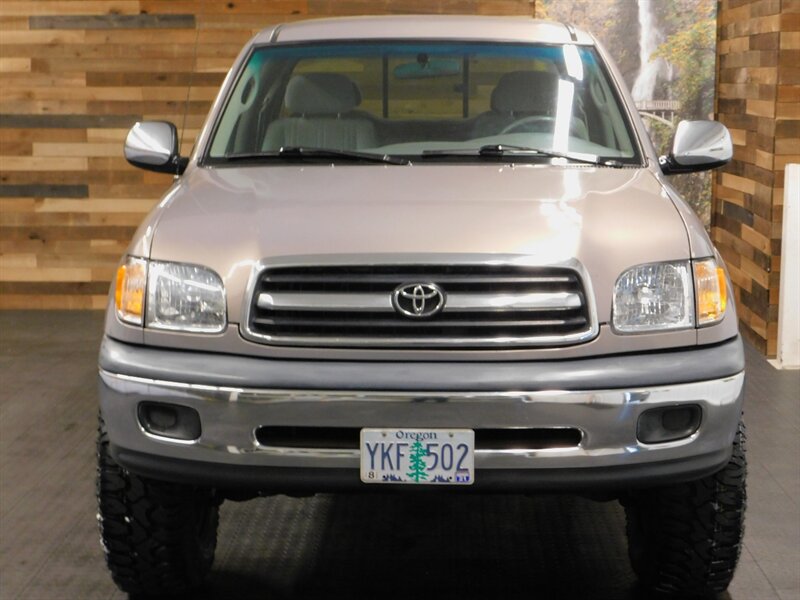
left=96, top=415, right=220, bottom=596
left=623, top=421, right=747, bottom=598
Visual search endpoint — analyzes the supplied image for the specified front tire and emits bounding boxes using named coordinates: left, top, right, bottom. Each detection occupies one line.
left=96, top=416, right=220, bottom=596
left=623, top=421, right=747, bottom=598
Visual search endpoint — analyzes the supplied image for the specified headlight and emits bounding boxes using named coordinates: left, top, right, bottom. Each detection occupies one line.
left=613, top=258, right=729, bottom=333
left=146, top=261, right=226, bottom=332
left=113, top=257, right=226, bottom=333
left=613, top=261, right=693, bottom=332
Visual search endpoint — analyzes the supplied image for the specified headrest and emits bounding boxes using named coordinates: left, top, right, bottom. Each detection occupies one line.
left=284, top=73, right=361, bottom=116
left=490, top=71, right=559, bottom=114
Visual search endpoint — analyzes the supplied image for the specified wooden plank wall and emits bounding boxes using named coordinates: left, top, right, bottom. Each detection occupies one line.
left=714, top=0, right=800, bottom=356
left=0, top=0, right=535, bottom=310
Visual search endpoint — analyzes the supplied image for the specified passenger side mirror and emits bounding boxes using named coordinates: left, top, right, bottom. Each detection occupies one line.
left=659, top=120, right=732, bottom=175
left=124, top=121, right=188, bottom=175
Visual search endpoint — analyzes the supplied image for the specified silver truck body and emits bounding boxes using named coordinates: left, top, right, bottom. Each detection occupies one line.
left=100, top=16, right=744, bottom=492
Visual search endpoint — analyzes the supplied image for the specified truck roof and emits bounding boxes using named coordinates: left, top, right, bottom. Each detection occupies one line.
left=253, top=15, right=594, bottom=46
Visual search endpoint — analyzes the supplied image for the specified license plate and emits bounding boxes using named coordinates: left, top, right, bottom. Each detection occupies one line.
left=360, top=428, right=475, bottom=485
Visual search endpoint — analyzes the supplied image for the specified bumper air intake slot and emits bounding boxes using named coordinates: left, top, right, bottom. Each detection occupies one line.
left=255, top=426, right=583, bottom=451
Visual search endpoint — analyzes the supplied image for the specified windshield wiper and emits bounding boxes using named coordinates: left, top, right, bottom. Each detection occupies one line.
left=422, top=144, right=624, bottom=167
left=479, top=144, right=625, bottom=167
left=225, top=147, right=409, bottom=165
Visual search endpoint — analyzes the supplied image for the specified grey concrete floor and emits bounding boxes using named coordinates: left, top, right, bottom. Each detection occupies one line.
left=0, top=311, right=798, bottom=600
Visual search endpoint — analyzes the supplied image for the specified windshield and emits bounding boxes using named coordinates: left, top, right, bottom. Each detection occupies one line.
left=207, top=41, right=641, bottom=164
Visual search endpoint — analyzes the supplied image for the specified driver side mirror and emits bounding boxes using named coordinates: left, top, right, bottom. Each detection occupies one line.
left=659, top=120, right=732, bottom=175
left=124, top=121, right=188, bottom=175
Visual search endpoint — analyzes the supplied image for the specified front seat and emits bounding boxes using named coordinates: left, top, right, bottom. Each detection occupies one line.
left=472, top=70, right=587, bottom=139
left=263, top=73, right=377, bottom=151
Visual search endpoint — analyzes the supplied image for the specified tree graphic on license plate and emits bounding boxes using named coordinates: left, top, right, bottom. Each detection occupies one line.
left=406, top=440, right=428, bottom=482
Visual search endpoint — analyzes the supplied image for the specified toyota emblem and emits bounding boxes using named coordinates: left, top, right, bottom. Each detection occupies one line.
left=392, top=283, right=446, bottom=318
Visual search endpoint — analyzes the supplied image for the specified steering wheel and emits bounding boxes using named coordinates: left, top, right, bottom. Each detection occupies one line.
left=500, top=116, right=556, bottom=134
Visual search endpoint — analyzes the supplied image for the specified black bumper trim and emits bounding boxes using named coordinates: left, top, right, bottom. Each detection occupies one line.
left=100, top=335, right=745, bottom=392
left=111, top=444, right=733, bottom=494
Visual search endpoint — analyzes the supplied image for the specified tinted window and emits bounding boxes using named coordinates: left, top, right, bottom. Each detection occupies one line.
left=208, top=42, right=640, bottom=163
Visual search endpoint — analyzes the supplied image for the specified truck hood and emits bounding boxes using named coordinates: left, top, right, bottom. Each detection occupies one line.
left=148, top=164, right=688, bottom=323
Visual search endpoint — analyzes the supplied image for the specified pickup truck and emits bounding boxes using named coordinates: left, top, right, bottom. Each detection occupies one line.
left=97, top=15, right=746, bottom=598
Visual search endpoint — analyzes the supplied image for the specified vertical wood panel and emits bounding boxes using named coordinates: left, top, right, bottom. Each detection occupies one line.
left=714, top=0, right=799, bottom=356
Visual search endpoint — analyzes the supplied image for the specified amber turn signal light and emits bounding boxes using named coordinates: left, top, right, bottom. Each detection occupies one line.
left=115, top=257, right=147, bottom=325
left=694, top=258, right=727, bottom=325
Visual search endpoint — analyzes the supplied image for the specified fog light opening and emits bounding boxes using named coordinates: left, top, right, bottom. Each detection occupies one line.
left=637, top=405, right=701, bottom=444
left=138, top=402, right=201, bottom=441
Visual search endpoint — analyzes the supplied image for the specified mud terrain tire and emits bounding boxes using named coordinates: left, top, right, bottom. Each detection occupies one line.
left=623, top=421, right=746, bottom=598
left=96, top=417, right=220, bottom=596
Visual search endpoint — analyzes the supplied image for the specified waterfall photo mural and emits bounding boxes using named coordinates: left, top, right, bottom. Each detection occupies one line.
left=538, top=0, right=717, bottom=226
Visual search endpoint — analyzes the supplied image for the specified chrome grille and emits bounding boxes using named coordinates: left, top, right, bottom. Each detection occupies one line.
left=246, top=265, right=595, bottom=348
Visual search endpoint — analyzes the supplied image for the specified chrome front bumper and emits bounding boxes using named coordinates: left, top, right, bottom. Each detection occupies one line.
left=99, top=341, right=745, bottom=491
